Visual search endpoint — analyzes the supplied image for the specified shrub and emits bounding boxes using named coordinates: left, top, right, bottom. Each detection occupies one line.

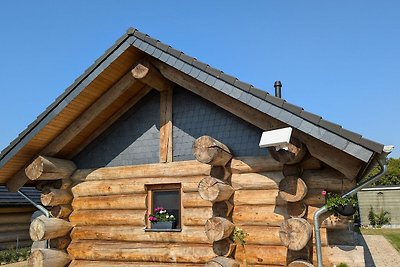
left=0, top=247, right=30, bottom=265
left=368, top=207, right=391, bottom=228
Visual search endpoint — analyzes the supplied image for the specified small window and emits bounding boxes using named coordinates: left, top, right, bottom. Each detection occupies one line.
left=146, top=184, right=181, bottom=231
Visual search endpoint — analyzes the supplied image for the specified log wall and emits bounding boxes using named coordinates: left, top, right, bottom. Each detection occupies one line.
left=66, top=156, right=357, bottom=266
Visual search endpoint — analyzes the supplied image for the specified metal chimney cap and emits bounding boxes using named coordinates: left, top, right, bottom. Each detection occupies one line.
left=274, top=81, right=282, bottom=88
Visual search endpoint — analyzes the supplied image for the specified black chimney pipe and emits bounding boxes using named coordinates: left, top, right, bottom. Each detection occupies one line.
left=274, top=81, right=282, bottom=98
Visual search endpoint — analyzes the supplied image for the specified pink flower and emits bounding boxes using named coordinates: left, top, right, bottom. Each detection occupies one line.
left=321, top=190, right=327, bottom=196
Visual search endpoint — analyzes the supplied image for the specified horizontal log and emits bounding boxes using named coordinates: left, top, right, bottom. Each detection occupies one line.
left=235, top=245, right=288, bottom=266
left=192, top=136, right=232, bottom=166
left=69, top=260, right=204, bottom=266
left=29, top=248, right=71, bottom=267
left=71, top=225, right=210, bottom=244
left=71, top=176, right=203, bottom=197
left=41, top=188, right=73, bottom=206
left=25, top=156, right=76, bottom=181
left=182, top=192, right=212, bottom=208
left=182, top=207, right=212, bottom=226
left=71, top=161, right=211, bottom=181
left=0, top=240, right=32, bottom=250
left=231, top=169, right=355, bottom=192
left=69, top=210, right=146, bottom=226
left=0, top=206, right=36, bottom=213
left=233, top=189, right=285, bottom=206
left=0, top=212, right=32, bottom=224
left=67, top=240, right=215, bottom=263
left=0, top=231, right=30, bottom=243
left=231, top=172, right=283, bottom=191
left=72, top=194, right=147, bottom=210
left=302, top=169, right=356, bottom=191
left=230, top=156, right=320, bottom=174
left=240, top=226, right=282, bottom=246
left=232, top=205, right=288, bottom=226
left=30, top=215, right=72, bottom=241
left=0, top=223, right=30, bottom=233
left=51, top=205, right=73, bottom=219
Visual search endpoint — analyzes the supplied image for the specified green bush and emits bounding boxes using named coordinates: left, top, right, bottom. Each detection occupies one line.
left=0, top=247, right=30, bottom=265
left=368, top=207, right=391, bottom=228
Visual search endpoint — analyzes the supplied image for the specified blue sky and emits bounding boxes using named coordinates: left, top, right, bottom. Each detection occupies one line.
left=0, top=1, right=399, bottom=158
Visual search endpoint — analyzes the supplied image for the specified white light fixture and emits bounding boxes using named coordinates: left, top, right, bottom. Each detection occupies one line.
left=259, top=127, right=293, bottom=150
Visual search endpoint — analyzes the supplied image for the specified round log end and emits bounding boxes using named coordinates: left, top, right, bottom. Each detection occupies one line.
left=131, top=63, right=150, bottom=79
left=213, top=238, right=236, bottom=257
left=29, top=249, right=71, bottom=267
left=279, top=176, right=308, bottom=202
left=198, top=176, right=234, bottom=203
left=30, top=216, right=46, bottom=241
left=205, top=256, right=240, bottom=267
left=279, top=218, right=312, bottom=251
left=26, top=156, right=44, bottom=180
left=287, top=201, right=307, bottom=218
left=192, top=136, right=232, bottom=166
left=288, top=260, right=315, bottom=267
left=205, top=217, right=235, bottom=242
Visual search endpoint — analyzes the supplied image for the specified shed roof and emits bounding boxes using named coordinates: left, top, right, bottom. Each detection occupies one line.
left=0, top=186, right=40, bottom=205
left=0, top=27, right=384, bottom=186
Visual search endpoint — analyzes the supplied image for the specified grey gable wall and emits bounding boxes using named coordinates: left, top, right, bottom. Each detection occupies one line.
left=73, top=90, right=161, bottom=169
left=173, top=87, right=266, bottom=161
left=73, top=87, right=267, bottom=168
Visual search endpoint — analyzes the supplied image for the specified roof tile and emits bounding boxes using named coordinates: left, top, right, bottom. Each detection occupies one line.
left=133, top=30, right=146, bottom=40
left=248, top=96, right=262, bottom=109
left=249, top=86, right=267, bottom=99
left=219, top=73, right=237, bottom=84
left=144, top=35, right=158, bottom=46
left=181, top=63, right=193, bottom=74
left=299, top=110, right=322, bottom=124
left=319, top=119, right=342, bottom=133
left=151, top=48, right=163, bottom=59
left=156, top=41, right=169, bottom=52
left=192, top=59, right=208, bottom=71
left=220, top=83, right=234, bottom=95
left=167, top=46, right=182, bottom=58
left=213, top=78, right=225, bottom=91
left=159, top=51, right=170, bottom=63
left=277, top=110, right=293, bottom=123
left=205, top=75, right=217, bottom=87
left=188, top=67, right=200, bottom=78
left=179, top=53, right=195, bottom=64
left=264, top=94, right=285, bottom=107
left=197, top=71, right=209, bottom=82
left=234, top=80, right=251, bottom=92
left=287, top=115, right=303, bottom=128
left=359, top=137, right=384, bottom=153
left=257, top=101, right=272, bottom=114
left=173, top=59, right=185, bottom=71
left=339, top=128, right=362, bottom=143
left=283, top=102, right=303, bottom=115
left=205, top=66, right=222, bottom=78
left=144, top=44, right=156, bottom=55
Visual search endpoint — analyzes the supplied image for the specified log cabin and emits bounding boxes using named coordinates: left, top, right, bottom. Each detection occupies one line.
left=0, top=28, right=391, bottom=267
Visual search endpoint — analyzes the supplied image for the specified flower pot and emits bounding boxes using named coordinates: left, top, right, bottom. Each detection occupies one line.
left=336, top=203, right=357, bottom=216
left=151, top=221, right=175, bottom=229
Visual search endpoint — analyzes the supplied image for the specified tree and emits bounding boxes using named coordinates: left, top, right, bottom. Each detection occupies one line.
left=368, top=158, right=400, bottom=186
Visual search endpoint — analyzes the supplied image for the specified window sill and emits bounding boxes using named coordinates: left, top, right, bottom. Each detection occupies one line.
left=145, top=228, right=182, bottom=232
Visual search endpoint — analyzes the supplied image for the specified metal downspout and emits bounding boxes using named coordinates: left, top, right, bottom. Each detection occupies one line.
left=313, top=155, right=389, bottom=267
left=17, top=189, right=50, bottom=248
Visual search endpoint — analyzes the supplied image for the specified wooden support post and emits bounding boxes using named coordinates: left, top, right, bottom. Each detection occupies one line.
left=25, top=156, right=76, bottom=181
left=131, top=60, right=174, bottom=92
left=160, top=88, right=173, bottom=163
left=192, top=136, right=232, bottom=166
left=41, top=188, right=73, bottom=206
left=28, top=248, right=71, bottom=267
left=198, top=176, right=234, bottom=203
left=30, top=215, right=72, bottom=241
left=205, top=217, right=235, bottom=242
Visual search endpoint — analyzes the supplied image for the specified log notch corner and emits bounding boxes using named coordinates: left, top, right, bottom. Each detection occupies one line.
left=193, top=136, right=240, bottom=266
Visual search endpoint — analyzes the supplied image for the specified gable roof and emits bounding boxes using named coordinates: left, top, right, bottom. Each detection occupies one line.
left=0, top=27, right=384, bottom=185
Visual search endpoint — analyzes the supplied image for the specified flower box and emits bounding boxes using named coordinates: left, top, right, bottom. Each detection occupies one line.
left=151, top=221, right=174, bottom=229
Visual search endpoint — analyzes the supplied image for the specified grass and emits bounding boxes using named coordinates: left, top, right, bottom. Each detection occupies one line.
left=0, top=248, right=30, bottom=265
left=361, top=228, right=400, bottom=252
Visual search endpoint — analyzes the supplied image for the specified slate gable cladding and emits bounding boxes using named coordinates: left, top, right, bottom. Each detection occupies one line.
left=173, top=87, right=266, bottom=161
left=73, top=90, right=160, bottom=169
